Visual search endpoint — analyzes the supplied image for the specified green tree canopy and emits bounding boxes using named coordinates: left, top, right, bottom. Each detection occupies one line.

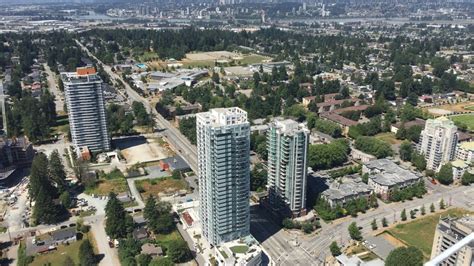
left=385, top=247, right=423, bottom=266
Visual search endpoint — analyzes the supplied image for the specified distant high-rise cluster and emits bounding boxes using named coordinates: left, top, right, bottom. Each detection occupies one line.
left=267, top=119, right=309, bottom=217
left=196, top=107, right=250, bottom=245
left=62, top=67, right=111, bottom=155
left=418, top=117, right=458, bottom=171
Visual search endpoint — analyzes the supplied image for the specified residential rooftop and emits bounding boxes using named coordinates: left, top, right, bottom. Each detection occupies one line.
left=365, top=159, right=421, bottom=186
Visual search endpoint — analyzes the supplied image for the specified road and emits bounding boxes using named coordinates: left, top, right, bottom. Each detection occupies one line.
left=43, top=63, right=65, bottom=113
left=75, top=40, right=198, bottom=174
left=252, top=183, right=474, bottom=265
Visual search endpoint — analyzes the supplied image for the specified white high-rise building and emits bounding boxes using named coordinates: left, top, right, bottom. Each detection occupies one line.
left=62, top=67, right=111, bottom=154
left=418, top=117, right=458, bottom=171
left=267, top=119, right=309, bottom=217
left=196, top=107, right=250, bottom=245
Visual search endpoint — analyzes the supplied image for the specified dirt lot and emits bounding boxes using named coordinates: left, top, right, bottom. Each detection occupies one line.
left=147, top=51, right=270, bottom=70
left=185, top=51, right=239, bottom=61
left=426, top=101, right=474, bottom=116
left=114, top=136, right=171, bottom=165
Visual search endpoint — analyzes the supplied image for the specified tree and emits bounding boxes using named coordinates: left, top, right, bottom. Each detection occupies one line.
left=144, top=196, right=157, bottom=221
left=49, top=150, right=67, bottom=193
left=168, top=239, right=192, bottom=263
left=385, top=247, right=423, bottom=266
left=439, top=199, right=445, bottom=209
left=105, top=192, right=129, bottom=239
left=32, top=186, right=63, bottom=224
left=308, top=140, right=349, bottom=170
left=421, top=205, right=426, bottom=215
left=401, top=209, right=407, bottom=221
left=302, top=222, right=314, bottom=234
left=382, top=217, right=388, bottom=227
left=354, top=136, right=393, bottom=159
left=371, top=219, right=377, bottom=230
left=430, top=203, right=435, bottom=213
left=461, top=171, right=474, bottom=185
left=411, top=152, right=427, bottom=172
left=137, top=254, right=152, bottom=266
left=436, top=163, right=454, bottom=185
left=410, top=210, right=416, bottom=219
left=150, top=257, right=174, bottom=266
left=329, top=241, right=342, bottom=257
left=348, top=222, right=362, bottom=241
left=399, top=141, right=413, bottom=161
left=79, top=239, right=96, bottom=266
left=118, top=237, right=141, bottom=265
left=60, top=191, right=72, bottom=209
left=29, top=153, right=56, bottom=201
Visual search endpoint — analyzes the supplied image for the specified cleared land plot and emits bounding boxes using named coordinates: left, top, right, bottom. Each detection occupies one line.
left=387, top=208, right=473, bottom=259
left=450, top=114, right=474, bottom=131
left=426, top=101, right=474, bottom=116
left=135, top=177, right=188, bottom=199
left=148, top=51, right=270, bottom=69
left=427, top=108, right=453, bottom=116
left=114, top=136, right=170, bottom=165
left=374, top=132, right=402, bottom=145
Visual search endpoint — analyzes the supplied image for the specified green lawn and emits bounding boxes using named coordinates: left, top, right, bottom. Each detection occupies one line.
left=374, top=132, right=402, bottom=145
left=30, top=233, right=93, bottom=266
left=140, top=51, right=159, bottom=62
left=450, top=114, right=474, bottom=131
left=388, top=208, right=473, bottom=258
left=230, top=245, right=249, bottom=254
left=463, top=105, right=474, bottom=111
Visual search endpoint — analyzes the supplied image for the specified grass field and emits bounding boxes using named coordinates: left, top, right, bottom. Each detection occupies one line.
left=136, top=177, right=188, bottom=199
left=450, top=114, right=474, bottom=131
left=86, top=178, right=128, bottom=196
left=155, top=230, right=182, bottom=246
left=30, top=233, right=93, bottom=266
left=464, top=105, right=474, bottom=111
left=387, top=208, right=473, bottom=259
left=374, top=132, right=402, bottom=145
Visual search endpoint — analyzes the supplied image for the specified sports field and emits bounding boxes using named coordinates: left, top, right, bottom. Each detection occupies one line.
left=450, top=114, right=474, bottom=131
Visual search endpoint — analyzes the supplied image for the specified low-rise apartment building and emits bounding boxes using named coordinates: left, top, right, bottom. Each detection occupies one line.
left=363, top=159, right=421, bottom=200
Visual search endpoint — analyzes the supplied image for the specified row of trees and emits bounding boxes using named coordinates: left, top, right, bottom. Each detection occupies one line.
left=314, top=194, right=378, bottom=221
left=29, top=151, right=69, bottom=225
left=389, top=182, right=427, bottom=202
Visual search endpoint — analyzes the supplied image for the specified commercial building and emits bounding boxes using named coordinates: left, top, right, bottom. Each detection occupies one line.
left=196, top=107, right=250, bottom=245
left=61, top=67, right=111, bottom=154
left=267, top=119, right=309, bottom=217
left=363, top=159, right=421, bottom=200
left=430, top=216, right=474, bottom=266
left=418, top=117, right=458, bottom=171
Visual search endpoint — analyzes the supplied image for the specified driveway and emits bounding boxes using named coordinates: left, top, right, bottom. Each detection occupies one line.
left=126, top=170, right=169, bottom=208
left=89, top=217, right=120, bottom=266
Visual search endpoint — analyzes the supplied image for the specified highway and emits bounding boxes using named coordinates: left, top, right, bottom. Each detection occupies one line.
left=75, top=40, right=198, bottom=174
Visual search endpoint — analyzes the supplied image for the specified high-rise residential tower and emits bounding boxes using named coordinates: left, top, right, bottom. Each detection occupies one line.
left=418, top=117, right=458, bottom=171
left=267, top=119, right=309, bottom=217
left=430, top=216, right=474, bottom=265
left=62, top=67, right=111, bottom=154
left=196, top=107, right=250, bottom=245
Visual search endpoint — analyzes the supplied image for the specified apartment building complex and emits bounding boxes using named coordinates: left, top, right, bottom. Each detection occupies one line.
left=61, top=67, right=111, bottom=154
left=196, top=107, right=250, bottom=245
left=418, top=117, right=458, bottom=171
left=363, top=159, right=421, bottom=200
left=267, top=119, right=309, bottom=217
left=431, top=216, right=474, bottom=266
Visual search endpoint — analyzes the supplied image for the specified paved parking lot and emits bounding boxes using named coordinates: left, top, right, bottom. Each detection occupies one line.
left=364, top=235, right=397, bottom=259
